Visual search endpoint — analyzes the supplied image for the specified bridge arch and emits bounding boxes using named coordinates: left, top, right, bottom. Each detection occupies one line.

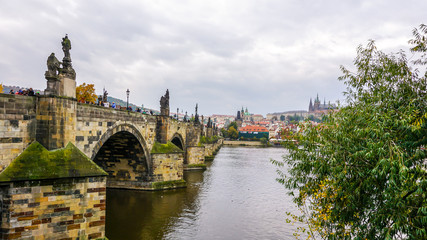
left=91, top=123, right=151, bottom=182
left=170, top=133, right=185, bottom=151
left=170, top=132, right=187, bottom=164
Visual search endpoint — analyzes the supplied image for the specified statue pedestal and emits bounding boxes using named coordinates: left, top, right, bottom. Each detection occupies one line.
left=44, top=73, right=60, bottom=95
left=59, top=74, right=76, bottom=98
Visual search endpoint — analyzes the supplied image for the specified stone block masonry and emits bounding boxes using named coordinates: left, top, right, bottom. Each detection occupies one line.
left=151, top=152, right=184, bottom=182
left=75, top=103, right=157, bottom=159
left=186, top=147, right=205, bottom=165
left=0, top=94, right=37, bottom=172
left=36, top=96, right=77, bottom=151
left=0, top=141, right=108, bottom=239
left=0, top=176, right=107, bottom=240
left=203, top=140, right=223, bottom=161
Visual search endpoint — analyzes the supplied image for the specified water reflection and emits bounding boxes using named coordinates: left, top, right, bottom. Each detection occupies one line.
left=106, top=171, right=205, bottom=240
left=106, top=147, right=306, bottom=240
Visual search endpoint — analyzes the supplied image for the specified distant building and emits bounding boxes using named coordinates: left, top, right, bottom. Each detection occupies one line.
left=309, top=94, right=337, bottom=113
left=252, top=114, right=264, bottom=122
left=235, top=107, right=264, bottom=122
left=266, top=94, right=337, bottom=121
left=242, top=107, right=250, bottom=121
left=238, top=125, right=269, bottom=139
left=266, top=111, right=308, bottom=120
left=210, top=114, right=235, bottom=129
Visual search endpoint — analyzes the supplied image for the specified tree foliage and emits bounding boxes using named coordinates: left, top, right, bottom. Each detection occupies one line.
left=275, top=25, right=427, bottom=239
left=308, top=114, right=322, bottom=123
left=287, top=114, right=304, bottom=123
left=200, top=135, right=219, bottom=144
left=76, top=83, right=97, bottom=103
left=0, top=84, right=3, bottom=93
left=228, top=121, right=238, bottom=131
left=227, top=126, right=239, bottom=140
left=221, top=121, right=239, bottom=139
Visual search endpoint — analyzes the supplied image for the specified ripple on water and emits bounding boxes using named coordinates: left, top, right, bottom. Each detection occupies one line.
left=107, top=147, right=308, bottom=240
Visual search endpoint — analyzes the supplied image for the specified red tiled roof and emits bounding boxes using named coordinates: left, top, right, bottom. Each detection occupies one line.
left=238, top=125, right=269, bottom=132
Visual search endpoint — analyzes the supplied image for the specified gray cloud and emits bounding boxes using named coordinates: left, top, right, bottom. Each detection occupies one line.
left=0, top=0, right=425, bottom=116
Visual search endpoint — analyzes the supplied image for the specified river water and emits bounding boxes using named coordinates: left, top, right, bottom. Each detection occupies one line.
left=106, top=146, right=306, bottom=240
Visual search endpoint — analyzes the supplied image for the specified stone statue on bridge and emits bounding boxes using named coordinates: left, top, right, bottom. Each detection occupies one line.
left=60, top=34, right=76, bottom=80
left=160, top=89, right=170, bottom=116
left=61, top=34, right=71, bottom=59
left=102, top=88, right=108, bottom=102
left=194, top=104, right=199, bottom=124
left=45, top=35, right=76, bottom=96
left=45, top=53, right=61, bottom=78
left=207, top=117, right=212, bottom=128
left=160, top=89, right=169, bottom=107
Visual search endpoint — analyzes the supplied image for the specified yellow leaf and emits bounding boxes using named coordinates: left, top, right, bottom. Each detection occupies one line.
left=76, top=83, right=97, bottom=104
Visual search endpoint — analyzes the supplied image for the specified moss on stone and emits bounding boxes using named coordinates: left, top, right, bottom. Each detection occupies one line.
left=151, top=141, right=183, bottom=154
left=150, top=179, right=186, bottom=190
left=0, top=141, right=107, bottom=182
left=204, top=156, right=215, bottom=161
left=186, top=164, right=207, bottom=170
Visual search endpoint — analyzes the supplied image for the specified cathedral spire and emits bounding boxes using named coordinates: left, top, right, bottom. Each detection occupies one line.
left=309, top=98, right=313, bottom=112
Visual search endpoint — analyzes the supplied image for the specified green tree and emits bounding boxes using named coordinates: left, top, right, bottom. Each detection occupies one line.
left=260, top=137, right=268, bottom=145
left=221, top=128, right=228, bottom=138
left=307, top=115, right=322, bottom=123
left=221, top=121, right=239, bottom=139
left=275, top=25, right=427, bottom=239
left=227, top=126, right=238, bottom=140
left=228, top=121, right=238, bottom=131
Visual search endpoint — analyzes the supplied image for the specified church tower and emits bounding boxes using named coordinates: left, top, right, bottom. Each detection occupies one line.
left=314, top=94, right=321, bottom=111
left=309, top=98, right=314, bottom=112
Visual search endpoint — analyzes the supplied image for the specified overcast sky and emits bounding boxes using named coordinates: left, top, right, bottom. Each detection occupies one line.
left=0, top=0, right=425, bottom=116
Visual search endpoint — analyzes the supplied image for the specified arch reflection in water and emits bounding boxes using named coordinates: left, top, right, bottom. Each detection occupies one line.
left=106, top=171, right=205, bottom=240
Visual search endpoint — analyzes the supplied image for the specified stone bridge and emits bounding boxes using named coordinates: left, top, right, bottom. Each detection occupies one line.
left=0, top=36, right=222, bottom=240
left=0, top=91, right=221, bottom=190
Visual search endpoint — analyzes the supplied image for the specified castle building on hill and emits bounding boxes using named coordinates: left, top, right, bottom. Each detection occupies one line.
left=266, top=95, right=337, bottom=120
left=309, top=94, right=337, bottom=112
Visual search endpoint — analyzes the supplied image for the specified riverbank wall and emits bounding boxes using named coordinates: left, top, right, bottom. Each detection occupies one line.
left=223, top=140, right=263, bottom=147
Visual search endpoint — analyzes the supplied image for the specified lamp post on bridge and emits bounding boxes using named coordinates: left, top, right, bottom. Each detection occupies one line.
left=126, top=89, right=130, bottom=110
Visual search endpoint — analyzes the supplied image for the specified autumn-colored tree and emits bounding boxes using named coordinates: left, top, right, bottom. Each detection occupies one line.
left=76, top=83, right=97, bottom=103
left=0, top=84, right=3, bottom=93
